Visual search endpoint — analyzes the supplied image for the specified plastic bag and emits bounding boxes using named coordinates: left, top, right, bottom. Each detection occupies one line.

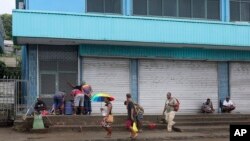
left=41, top=110, right=49, bottom=116
left=106, top=115, right=114, bottom=123
left=125, top=120, right=132, bottom=129
left=131, top=122, right=138, bottom=133
left=33, top=114, right=45, bottom=129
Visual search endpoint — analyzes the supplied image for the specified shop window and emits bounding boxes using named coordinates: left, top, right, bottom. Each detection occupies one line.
left=207, top=0, right=220, bottom=20
left=149, top=0, right=162, bottom=16
left=192, top=0, right=205, bottom=18
left=133, top=0, right=147, bottom=15
left=230, top=0, right=250, bottom=22
left=163, top=0, right=177, bottom=17
left=179, top=0, right=191, bottom=18
left=132, top=0, right=220, bottom=20
left=87, top=0, right=122, bottom=14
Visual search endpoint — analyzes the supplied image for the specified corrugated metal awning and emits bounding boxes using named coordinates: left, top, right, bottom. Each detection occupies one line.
left=13, top=10, right=250, bottom=50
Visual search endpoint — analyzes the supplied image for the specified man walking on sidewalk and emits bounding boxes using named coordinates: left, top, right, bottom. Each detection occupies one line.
left=126, top=93, right=138, bottom=139
left=162, top=92, right=178, bottom=132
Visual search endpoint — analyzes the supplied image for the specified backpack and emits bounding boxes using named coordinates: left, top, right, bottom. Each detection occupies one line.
left=174, top=98, right=180, bottom=112
left=135, top=104, right=144, bottom=115
left=132, top=102, right=144, bottom=116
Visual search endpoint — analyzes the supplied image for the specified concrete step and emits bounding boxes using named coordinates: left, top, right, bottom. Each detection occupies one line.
left=0, top=119, right=13, bottom=127
left=174, top=114, right=250, bottom=119
left=152, top=114, right=250, bottom=121
left=174, top=120, right=250, bottom=126
left=44, top=129, right=229, bottom=141
left=19, top=114, right=250, bottom=125
left=48, top=124, right=230, bottom=133
left=42, top=116, right=250, bottom=125
left=1, top=127, right=229, bottom=141
left=13, top=114, right=250, bottom=132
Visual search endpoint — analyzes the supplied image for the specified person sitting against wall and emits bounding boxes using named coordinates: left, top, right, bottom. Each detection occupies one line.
left=52, top=91, right=65, bottom=115
left=222, top=96, right=236, bottom=113
left=34, top=97, right=47, bottom=114
left=201, top=98, right=214, bottom=113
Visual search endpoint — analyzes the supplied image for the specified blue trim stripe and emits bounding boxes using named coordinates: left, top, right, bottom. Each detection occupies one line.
left=130, top=59, right=138, bottom=103
left=80, top=44, right=250, bottom=61
left=218, top=62, right=229, bottom=112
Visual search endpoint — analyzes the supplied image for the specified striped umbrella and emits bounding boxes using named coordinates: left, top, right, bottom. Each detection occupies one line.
left=91, top=93, right=115, bottom=102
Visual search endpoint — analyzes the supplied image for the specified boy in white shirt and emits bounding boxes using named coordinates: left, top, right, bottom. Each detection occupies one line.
left=222, top=97, right=235, bottom=113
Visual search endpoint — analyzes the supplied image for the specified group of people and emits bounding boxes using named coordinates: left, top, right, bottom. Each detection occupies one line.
left=69, top=82, right=93, bottom=115
left=34, top=88, right=237, bottom=139
left=100, top=93, right=144, bottom=139
left=34, top=82, right=93, bottom=115
left=201, top=96, right=236, bottom=113
left=100, top=92, right=178, bottom=139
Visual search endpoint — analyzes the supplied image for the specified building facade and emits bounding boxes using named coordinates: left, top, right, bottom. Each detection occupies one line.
left=13, top=0, right=250, bottom=114
left=0, top=17, right=4, bottom=51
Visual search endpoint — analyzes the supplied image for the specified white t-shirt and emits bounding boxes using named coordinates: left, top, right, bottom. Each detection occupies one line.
left=223, top=100, right=234, bottom=107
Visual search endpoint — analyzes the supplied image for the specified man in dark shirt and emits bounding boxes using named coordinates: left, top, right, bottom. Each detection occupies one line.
left=34, top=97, right=47, bottom=114
left=126, top=93, right=138, bottom=139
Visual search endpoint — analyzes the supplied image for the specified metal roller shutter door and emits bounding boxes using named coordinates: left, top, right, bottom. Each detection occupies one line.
left=83, top=57, right=130, bottom=114
left=139, top=60, right=218, bottom=114
left=230, top=62, right=250, bottom=113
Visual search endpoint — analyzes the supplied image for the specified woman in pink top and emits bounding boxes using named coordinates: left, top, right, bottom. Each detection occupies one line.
left=71, top=89, right=85, bottom=115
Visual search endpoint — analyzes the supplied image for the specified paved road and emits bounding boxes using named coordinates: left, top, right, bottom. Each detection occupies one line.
left=0, top=127, right=229, bottom=141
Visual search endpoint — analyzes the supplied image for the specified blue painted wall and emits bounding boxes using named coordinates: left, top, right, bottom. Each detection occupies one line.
left=224, top=0, right=230, bottom=22
left=21, top=46, right=28, bottom=80
left=130, top=59, right=138, bottom=103
left=21, top=46, right=28, bottom=104
left=221, top=0, right=230, bottom=22
left=27, top=45, right=38, bottom=111
left=124, top=0, right=132, bottom=16
left=27, top=0, right=85, bottom=13
left=217, top=62, right=229, bottom=112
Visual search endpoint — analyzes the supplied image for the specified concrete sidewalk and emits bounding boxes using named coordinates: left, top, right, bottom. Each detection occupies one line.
left=0, top=127, right=229, bottom=141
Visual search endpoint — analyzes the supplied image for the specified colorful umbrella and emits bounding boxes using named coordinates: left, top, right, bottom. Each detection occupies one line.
left=91, top=93, right=115, bottom=102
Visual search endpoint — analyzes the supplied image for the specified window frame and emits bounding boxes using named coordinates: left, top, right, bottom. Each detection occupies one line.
left=132, top=0, right=220, bottom=21
left=132, top=0, right=148, bottom=16
left=86, top=0, right=123, bottom=15
left=230, top=0, right=250, bottom=22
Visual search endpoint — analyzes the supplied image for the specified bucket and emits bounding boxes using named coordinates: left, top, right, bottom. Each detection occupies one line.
left=65, top=101, right=73, bottom=115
